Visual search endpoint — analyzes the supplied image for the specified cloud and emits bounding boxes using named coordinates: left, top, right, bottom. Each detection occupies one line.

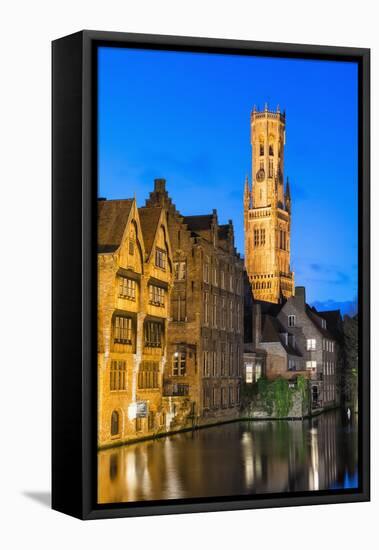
left=311, top=298, right=358, bottom=316
left=307, top=263, right=350, bottom=286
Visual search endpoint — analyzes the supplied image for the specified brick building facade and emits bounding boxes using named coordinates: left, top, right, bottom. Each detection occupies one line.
left=276, top=287, right=340, bottom=409
left=145, top=179, right=244, bottom=427
left=97, top=198, right=173, bottom=447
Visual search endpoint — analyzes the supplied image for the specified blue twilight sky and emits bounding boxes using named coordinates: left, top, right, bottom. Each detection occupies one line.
left=98, top=47, right=358, bottom=314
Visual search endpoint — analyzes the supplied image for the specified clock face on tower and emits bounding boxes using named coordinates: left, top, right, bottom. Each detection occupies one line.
left=256, top=168, right=265, bottom=182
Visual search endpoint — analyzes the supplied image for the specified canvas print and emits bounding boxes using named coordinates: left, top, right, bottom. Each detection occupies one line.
left=96, top=47, right=359, bottom=504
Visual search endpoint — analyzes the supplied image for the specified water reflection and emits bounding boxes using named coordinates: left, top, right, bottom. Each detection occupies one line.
left=98, top=409, right=358, bottom=504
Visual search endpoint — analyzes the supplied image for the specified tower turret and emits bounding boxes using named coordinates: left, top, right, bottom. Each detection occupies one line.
left=285, top=176, right=291, bottom=213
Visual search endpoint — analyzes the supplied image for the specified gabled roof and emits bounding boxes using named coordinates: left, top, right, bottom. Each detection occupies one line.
left=183, top=214, right=213, bottom=232
left=98, top=199, right=134, bottom=253
left=305, top=305, right=334, bottom=339
left=138, top=206, right=164, bottom=256
left=261, top=315, right=302, bottom=357
left=317, top=309, right=342, bottom=326
left=317, top=309, right=343, bottom=342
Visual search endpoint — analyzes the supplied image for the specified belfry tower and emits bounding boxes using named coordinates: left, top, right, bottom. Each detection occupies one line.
left=244, top=104, right=294, bottom=303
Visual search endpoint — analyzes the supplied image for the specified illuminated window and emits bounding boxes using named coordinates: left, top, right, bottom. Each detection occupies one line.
left=119, top=277, right=136, bottom=300
left=246, top=364, right=253, bottom=383
left=307, top=338, right=316, bottom=351
left=138, top=361, right=159, bottom=388
left=155, top=248, right=166, bottom=269
left=203, top=351, right=211, bottom=377
left=172, top=351, right=186, bottom=376
left=144, top=322, right=162, bottom=347
left=110, top=361, right=127, bottom=391
left=114, top=316, right=132, bottom=344
left=306, top=360, right=317, bottom=370
left=149, top=284, right=165, bottom=306
left=174, top=261, right=186, bottom=280
left=213, top=264, right=218, bottom=286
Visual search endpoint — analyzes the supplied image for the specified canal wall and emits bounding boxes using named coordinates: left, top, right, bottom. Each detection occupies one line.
left=241, top=377, right=310, bottom=420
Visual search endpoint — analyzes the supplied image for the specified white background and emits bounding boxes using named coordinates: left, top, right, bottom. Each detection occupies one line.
left=0, top=1, right=377, bottom=548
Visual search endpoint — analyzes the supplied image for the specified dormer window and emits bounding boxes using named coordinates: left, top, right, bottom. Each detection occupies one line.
left=281, top=333, right=288, bottom=346
left=288, top=315, right=296, bottom=327
left=321, top=319, right=326, bottom=329
left=155, top=248, right=166, bottom=269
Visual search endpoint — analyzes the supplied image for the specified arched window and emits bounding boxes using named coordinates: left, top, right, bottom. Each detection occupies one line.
left=111, top=410, right=119, bottom=436
left=259, top=143, right=264, bottom=156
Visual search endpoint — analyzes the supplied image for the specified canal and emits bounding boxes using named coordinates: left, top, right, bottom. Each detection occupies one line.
left=98, top=409, right=358, bottom=504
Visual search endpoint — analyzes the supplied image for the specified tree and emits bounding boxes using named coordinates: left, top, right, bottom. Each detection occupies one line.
left=342, top=314, right=358, bottom=412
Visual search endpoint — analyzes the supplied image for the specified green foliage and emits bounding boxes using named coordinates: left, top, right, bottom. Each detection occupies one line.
left=257, top=377, right=293, bottom=417
left=257, top=377, right=274, bottom=415
left=273, top=378, right=293, bottom=417
left=296, top=375, right=309, bottom=415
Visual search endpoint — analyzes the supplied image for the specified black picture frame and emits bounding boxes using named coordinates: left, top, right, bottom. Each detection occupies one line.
left=52, top=30, right=370, bottom=520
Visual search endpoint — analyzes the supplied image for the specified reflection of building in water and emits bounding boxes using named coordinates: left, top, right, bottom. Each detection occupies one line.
left=98, top=410, right=357, bottom=504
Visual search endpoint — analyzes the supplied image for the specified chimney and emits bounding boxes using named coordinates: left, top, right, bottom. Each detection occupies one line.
left=252, top=303, right=262, bottom=346
left=295, top=286, right=306, bottom=305
left=154, top=178, right=166, bottom=193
